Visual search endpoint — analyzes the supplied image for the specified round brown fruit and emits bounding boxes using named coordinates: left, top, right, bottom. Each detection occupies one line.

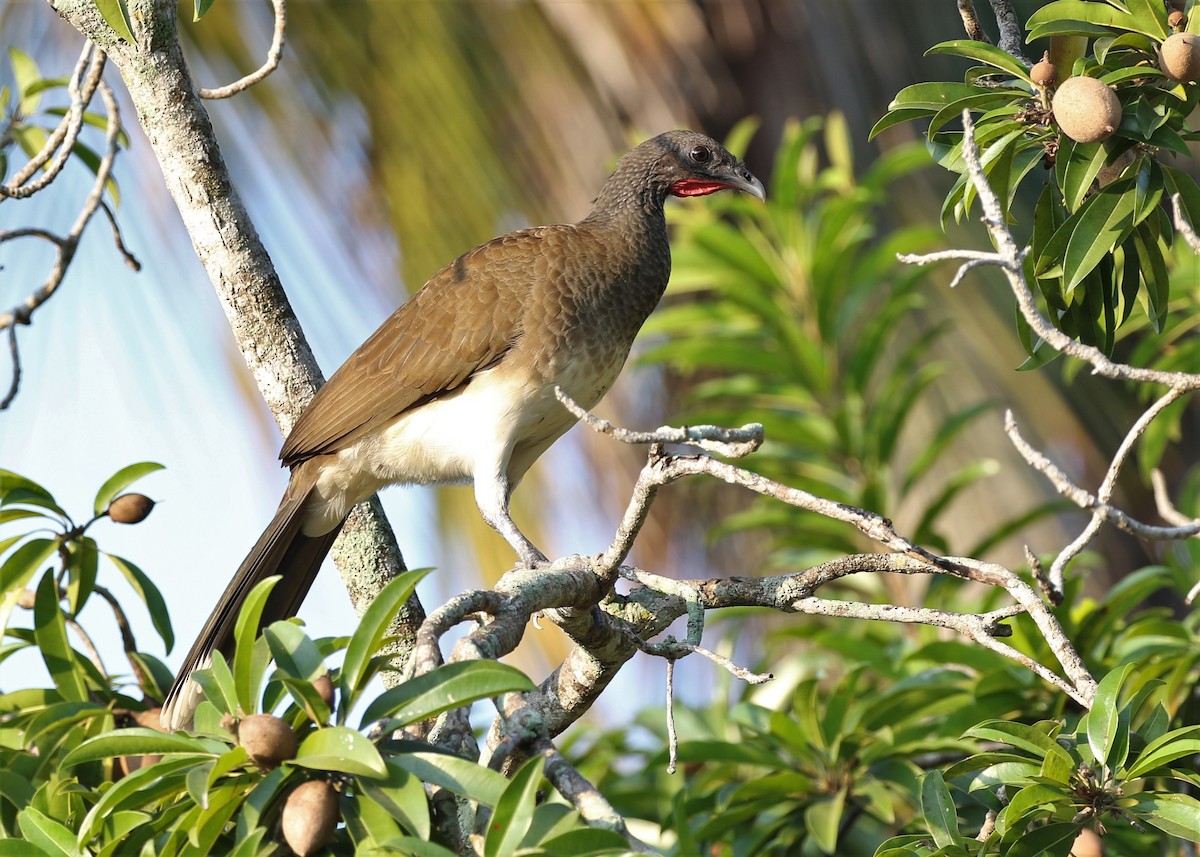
left=1159, top=32, right=1200, bottom=82
left=107, top=493, right=155, bottom=524
left=312, top=673, right=335, bottom=709
left=1031, top=51, right=1057, bottom=88
left=281, top=779, right=339, bottom=856
left=1168, top=10, right=1187, bottom=32
left=1052, top=77, right=1122, bottom=143
left=236, top=713, right=298, bottom=770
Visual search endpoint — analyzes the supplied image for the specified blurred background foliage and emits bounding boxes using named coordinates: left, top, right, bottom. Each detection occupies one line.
left=0, top=0, right=1195, bottom=701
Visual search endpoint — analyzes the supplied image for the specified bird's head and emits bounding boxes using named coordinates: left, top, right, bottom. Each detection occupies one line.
left=593, top=130, right=766, bottom=216
left=649, top=130, right=766, bottom=203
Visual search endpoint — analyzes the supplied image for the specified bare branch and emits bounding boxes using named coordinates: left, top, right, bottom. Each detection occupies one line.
left=1005, top=409, right=1200, bottom=544
left=1, top=324, right=21, bottom=411
left=958, top=0, right=991, bottom=42
left=198, top=0, right=287, bottom=99
left=901, top=111, right=1200, bottom=392
left=1151, top=469, right=1193, bottom=527
left=664, top=659, right=678, bottom=775
left=556, top=385, right=764, bottom=458
left=2, top=44, right=106, bottom=199
left=1172, top=193, right=1200, bottom=254
left=987, top=0, right=1032, bottom=65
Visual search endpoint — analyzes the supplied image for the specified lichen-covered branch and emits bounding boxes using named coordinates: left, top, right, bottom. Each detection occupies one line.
left=46, top=0, right=418, bottom=664
left=197, top=0, right=286, bottom=99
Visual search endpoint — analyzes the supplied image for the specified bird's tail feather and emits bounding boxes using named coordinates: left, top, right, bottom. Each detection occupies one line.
left=161, top=469, right=341, bottom=731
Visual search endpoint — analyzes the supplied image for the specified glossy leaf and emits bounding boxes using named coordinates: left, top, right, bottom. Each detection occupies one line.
left=62, top=727, right=214, bottom=766
left=0, top=537, right=57, bottom=634
left=1086, top=664, right=1134, bottom=770
left=1132, top=793, right=1200, bottom=841
left=1062, top=187, right=1136, bottom=294
left=92, top=462, right=162, bottom=517
left=232, top=575, right=281, bottom=713
left=359, top=660, right=533, bottom=730
left=16, top=807, right=80, bottom=857
left=91, top=0, right=136, bottom=43
left=919, top=770, right=961, bottom=849
left=388, top=749, right=508, bottom=806
left=105, top=553, right=174, bottom=652
left=293, top=725, right=387, bottom=778
left=805, top=787, right=847, bottom=854
left=484, top=755, right=543, bottom=857
left=1124, top=725, right=1200, bottom=779
left=33, top=569, right=88, bottom=702
left=925, top=40, right=1032, bottom=81
left=338, top=567, right=432, bottom=719
left=358, top=760, right=431, bottom=839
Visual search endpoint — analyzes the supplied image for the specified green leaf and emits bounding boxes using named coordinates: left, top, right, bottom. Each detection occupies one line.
left=1062, top=187, right=1137, bottom=294
left=1004, top=821, right=1081, bottom=857
left=91, top=0, right=136, bottom=43
left=16, top=806, right=81, bottom=857
left=373, top=838, right=459, bottom=857
left=1124, top=725, right=1200, bottom=779
left=293, top=725, right=387, bottom=778
left=263, top=620, right=327, bottom=681
left=1027, top=1, right=1167, bottom=40
left=33, top=569, right=88, bottom=702
left=358, top=760, right=431, bottom=839
left=359, top=661, right=534, bottom=730
left=194, top=650, right=239, bottom=715
left=193, top=0, right=217, bottom=21
left=964, top=721, right=1075, bottom=771
left=925, top=40, right=1032, bottom=81
left=233, top=575, right=281, bottom=713
left=484, top=755, right=543, bottom=857
left=105, top=553, right=174, bottom=652
left=889, top=82, right=994, bottom=111
left=8, top=48, right=42, bottom=116
left=93, top=462, right=162, bottom=517
left=805, top=787, right=847, bottom=854
left=338, top=568, right=432, bottom=718
left=1056, top=138, right=1109, bottom=213
left=0, top=537, right=57, bottom=634
left=997, top=784, right=1073, bottom=836
left=65, top=537, right=98, bottom=617
left=1086, top=664, right=1134, bottom=770
left=1131, top=792, right=1200, bottom=841
left=388, top=749, right=508, bottom=806
left=62, top=727, right=214, bottom=766
left=919, top=770, right=961, bottom=849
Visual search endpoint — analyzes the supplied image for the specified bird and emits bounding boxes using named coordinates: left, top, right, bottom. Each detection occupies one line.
left=161, top=130, right=765, bottom=730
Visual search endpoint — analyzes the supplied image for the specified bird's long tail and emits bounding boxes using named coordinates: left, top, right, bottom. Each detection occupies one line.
left=161, top=465, right=341, bottom=731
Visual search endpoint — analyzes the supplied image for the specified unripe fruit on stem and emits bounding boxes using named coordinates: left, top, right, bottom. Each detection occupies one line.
left=236, top=713, right=297, bottom=770
left=107, top=493, right=155, bottom=524
left=1168, top=10, right=1187, bottom=32
left=1052, top=77, right=1122, bottom=143
left=281, top=779, right=339, bottom=856
left=1031, top=51, right=1057, bottom=88
left=1159, top=32, right=1200, bottom=82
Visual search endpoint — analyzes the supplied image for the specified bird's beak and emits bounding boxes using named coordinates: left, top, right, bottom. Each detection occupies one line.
left=722, top=165, right=766, bottom=202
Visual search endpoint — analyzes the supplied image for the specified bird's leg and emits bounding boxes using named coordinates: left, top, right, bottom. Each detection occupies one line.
left=474, top=471, right=549, bottom=567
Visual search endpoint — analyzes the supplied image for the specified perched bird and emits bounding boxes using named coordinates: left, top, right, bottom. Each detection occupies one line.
left=162, top=130, right=764, bottom=729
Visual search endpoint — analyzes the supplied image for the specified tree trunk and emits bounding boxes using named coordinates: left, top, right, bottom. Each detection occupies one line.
left=46, top=0, right=423, bottom=660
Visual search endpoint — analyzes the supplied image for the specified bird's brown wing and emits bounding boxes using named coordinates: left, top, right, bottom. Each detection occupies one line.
left=281, top=229, right=553, bottom=465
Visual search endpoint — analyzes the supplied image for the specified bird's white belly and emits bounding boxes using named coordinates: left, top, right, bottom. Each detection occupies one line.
left=302, top=364, right=576, bottom=535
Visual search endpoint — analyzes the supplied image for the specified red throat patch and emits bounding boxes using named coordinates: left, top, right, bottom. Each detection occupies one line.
left=669, top=178, right=730, bottom=197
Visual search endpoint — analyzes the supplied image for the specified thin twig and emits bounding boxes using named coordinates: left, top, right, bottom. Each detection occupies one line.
left=556, top=385, right=764, bottom=458
left=665, top=659, right=678, bottom=775
left=198, top=0, right=287, bottom=99
left=1172, top=193, right=1200, bottom=254
left=1, top=324, right=21, bottom=411
left=987, top=0, right=1032, bottom=65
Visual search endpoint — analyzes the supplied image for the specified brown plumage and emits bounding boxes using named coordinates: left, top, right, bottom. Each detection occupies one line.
left=162, top=130, right=764, bottom=730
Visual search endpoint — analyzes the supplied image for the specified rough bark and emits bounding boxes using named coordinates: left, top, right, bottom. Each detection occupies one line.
left=46, top=0, right=423, bottom=648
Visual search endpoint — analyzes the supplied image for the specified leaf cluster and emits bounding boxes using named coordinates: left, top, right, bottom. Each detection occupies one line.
left=649, top=116, right=1016, bottom=567
left=0, top=467, right=627, bottom=856
left=873, top=0, right=1200, bottom=356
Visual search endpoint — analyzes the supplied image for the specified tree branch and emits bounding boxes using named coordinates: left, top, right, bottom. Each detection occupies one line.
left=197, top=0, right=286, bottom=99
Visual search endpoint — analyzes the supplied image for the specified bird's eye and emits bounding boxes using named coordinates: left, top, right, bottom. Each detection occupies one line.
left=689, top=145, right=712, bottom=164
